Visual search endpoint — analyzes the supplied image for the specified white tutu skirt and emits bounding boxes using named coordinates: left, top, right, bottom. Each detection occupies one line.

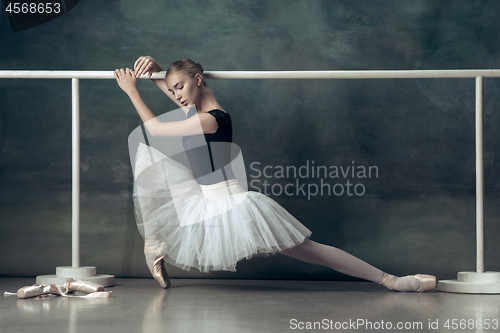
left=133, top=143, right=312, bottom=273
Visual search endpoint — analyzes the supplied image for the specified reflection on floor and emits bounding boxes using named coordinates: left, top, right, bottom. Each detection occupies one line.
left=1, top=277, right=499, bottom=333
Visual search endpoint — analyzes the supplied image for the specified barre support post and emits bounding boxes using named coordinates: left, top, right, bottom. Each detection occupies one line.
left=438, top=76, right=500, bottom=293
left=36, top=78, right=115, bottom=286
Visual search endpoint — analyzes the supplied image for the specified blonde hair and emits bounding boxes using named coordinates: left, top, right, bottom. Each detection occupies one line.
left=166, top=58, right=206, bottom=86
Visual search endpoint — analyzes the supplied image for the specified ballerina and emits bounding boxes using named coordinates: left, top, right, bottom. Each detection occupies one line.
left=114, top=56, right=436, bottom=293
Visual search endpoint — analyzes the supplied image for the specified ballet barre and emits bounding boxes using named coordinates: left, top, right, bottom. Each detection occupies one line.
left=1, top=69, right=499, bottom=293
left=2, top=69, right=500, bottom=79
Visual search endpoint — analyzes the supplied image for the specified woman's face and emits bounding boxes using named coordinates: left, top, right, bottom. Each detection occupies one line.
left=166, top=72, right=202, bottom=107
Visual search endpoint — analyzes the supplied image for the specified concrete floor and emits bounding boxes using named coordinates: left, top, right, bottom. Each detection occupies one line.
left=1, top=277, right=499, bottom=333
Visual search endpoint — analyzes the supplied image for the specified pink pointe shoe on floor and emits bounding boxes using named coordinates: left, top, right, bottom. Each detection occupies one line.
left=61, top=280, right=105, bottom=294
left=12, top=280, right=112, bottom=299
left=59, top=280, right=112, bottom=298
left=16, top=284, right=61, bottom=299
left=379, top=273, right=437, bottom=292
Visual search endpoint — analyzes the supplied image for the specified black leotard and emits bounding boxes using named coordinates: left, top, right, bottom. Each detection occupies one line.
left=182, top=109, right=236, bottom=185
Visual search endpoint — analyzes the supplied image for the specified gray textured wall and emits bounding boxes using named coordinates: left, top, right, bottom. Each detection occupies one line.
left=1, top=0, right=499, bottom=281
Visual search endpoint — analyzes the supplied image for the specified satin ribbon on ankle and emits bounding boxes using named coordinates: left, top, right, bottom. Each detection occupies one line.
left=379, top=273, right=399, bottom=290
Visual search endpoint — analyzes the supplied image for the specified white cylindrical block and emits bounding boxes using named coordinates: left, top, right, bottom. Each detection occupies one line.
left=457, top=271, right=500, bottom=283
left=56, top=266, right=96, bottom=278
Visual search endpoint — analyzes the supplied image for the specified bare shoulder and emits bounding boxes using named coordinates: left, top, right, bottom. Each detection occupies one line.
left=197, top=111, right=219, bottom=134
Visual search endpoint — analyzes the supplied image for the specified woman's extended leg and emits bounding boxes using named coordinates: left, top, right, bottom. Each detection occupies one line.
left=280, top=239, right=434, bottom=292
left=280, top=239, right=384, bottom=282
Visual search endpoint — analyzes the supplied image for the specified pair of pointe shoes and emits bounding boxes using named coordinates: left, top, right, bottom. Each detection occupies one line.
left=379, top=273, right=437, bottom=292
left=16, top=280, right=112, bottom=299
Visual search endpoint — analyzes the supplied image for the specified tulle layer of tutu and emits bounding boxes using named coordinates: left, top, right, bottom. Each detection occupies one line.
left=133, top=143, right=312, bottom=273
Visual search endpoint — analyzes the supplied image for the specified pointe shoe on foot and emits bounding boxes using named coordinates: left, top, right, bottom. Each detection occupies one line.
left=412, top=274, right=437, bottom=292
left=152, top=254, right=171, bottom=289
left=145, top=238, right=171, bottom=289
left=17, top=284, right=61, bottom=299
left=379, top=273, right=436, bottom=292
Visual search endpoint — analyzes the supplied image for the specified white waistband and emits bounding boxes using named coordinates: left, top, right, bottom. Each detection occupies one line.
left=199, top=179, right=246, bottom=200
left=198, top=178, right=240, bottom=191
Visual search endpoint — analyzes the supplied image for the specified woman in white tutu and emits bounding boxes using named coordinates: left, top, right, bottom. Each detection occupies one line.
left=114, top=56, right=436, bottom=292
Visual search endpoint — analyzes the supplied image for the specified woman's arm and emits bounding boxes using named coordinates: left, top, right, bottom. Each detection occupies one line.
left=114, top=68, right=218, bottom=137
left=133, top=56, right=182, bottom=108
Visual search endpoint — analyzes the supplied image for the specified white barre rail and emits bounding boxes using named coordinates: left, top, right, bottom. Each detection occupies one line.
left=0, top=69, right=498, bottom=292
left=2, top=69, right=500, bottom=79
